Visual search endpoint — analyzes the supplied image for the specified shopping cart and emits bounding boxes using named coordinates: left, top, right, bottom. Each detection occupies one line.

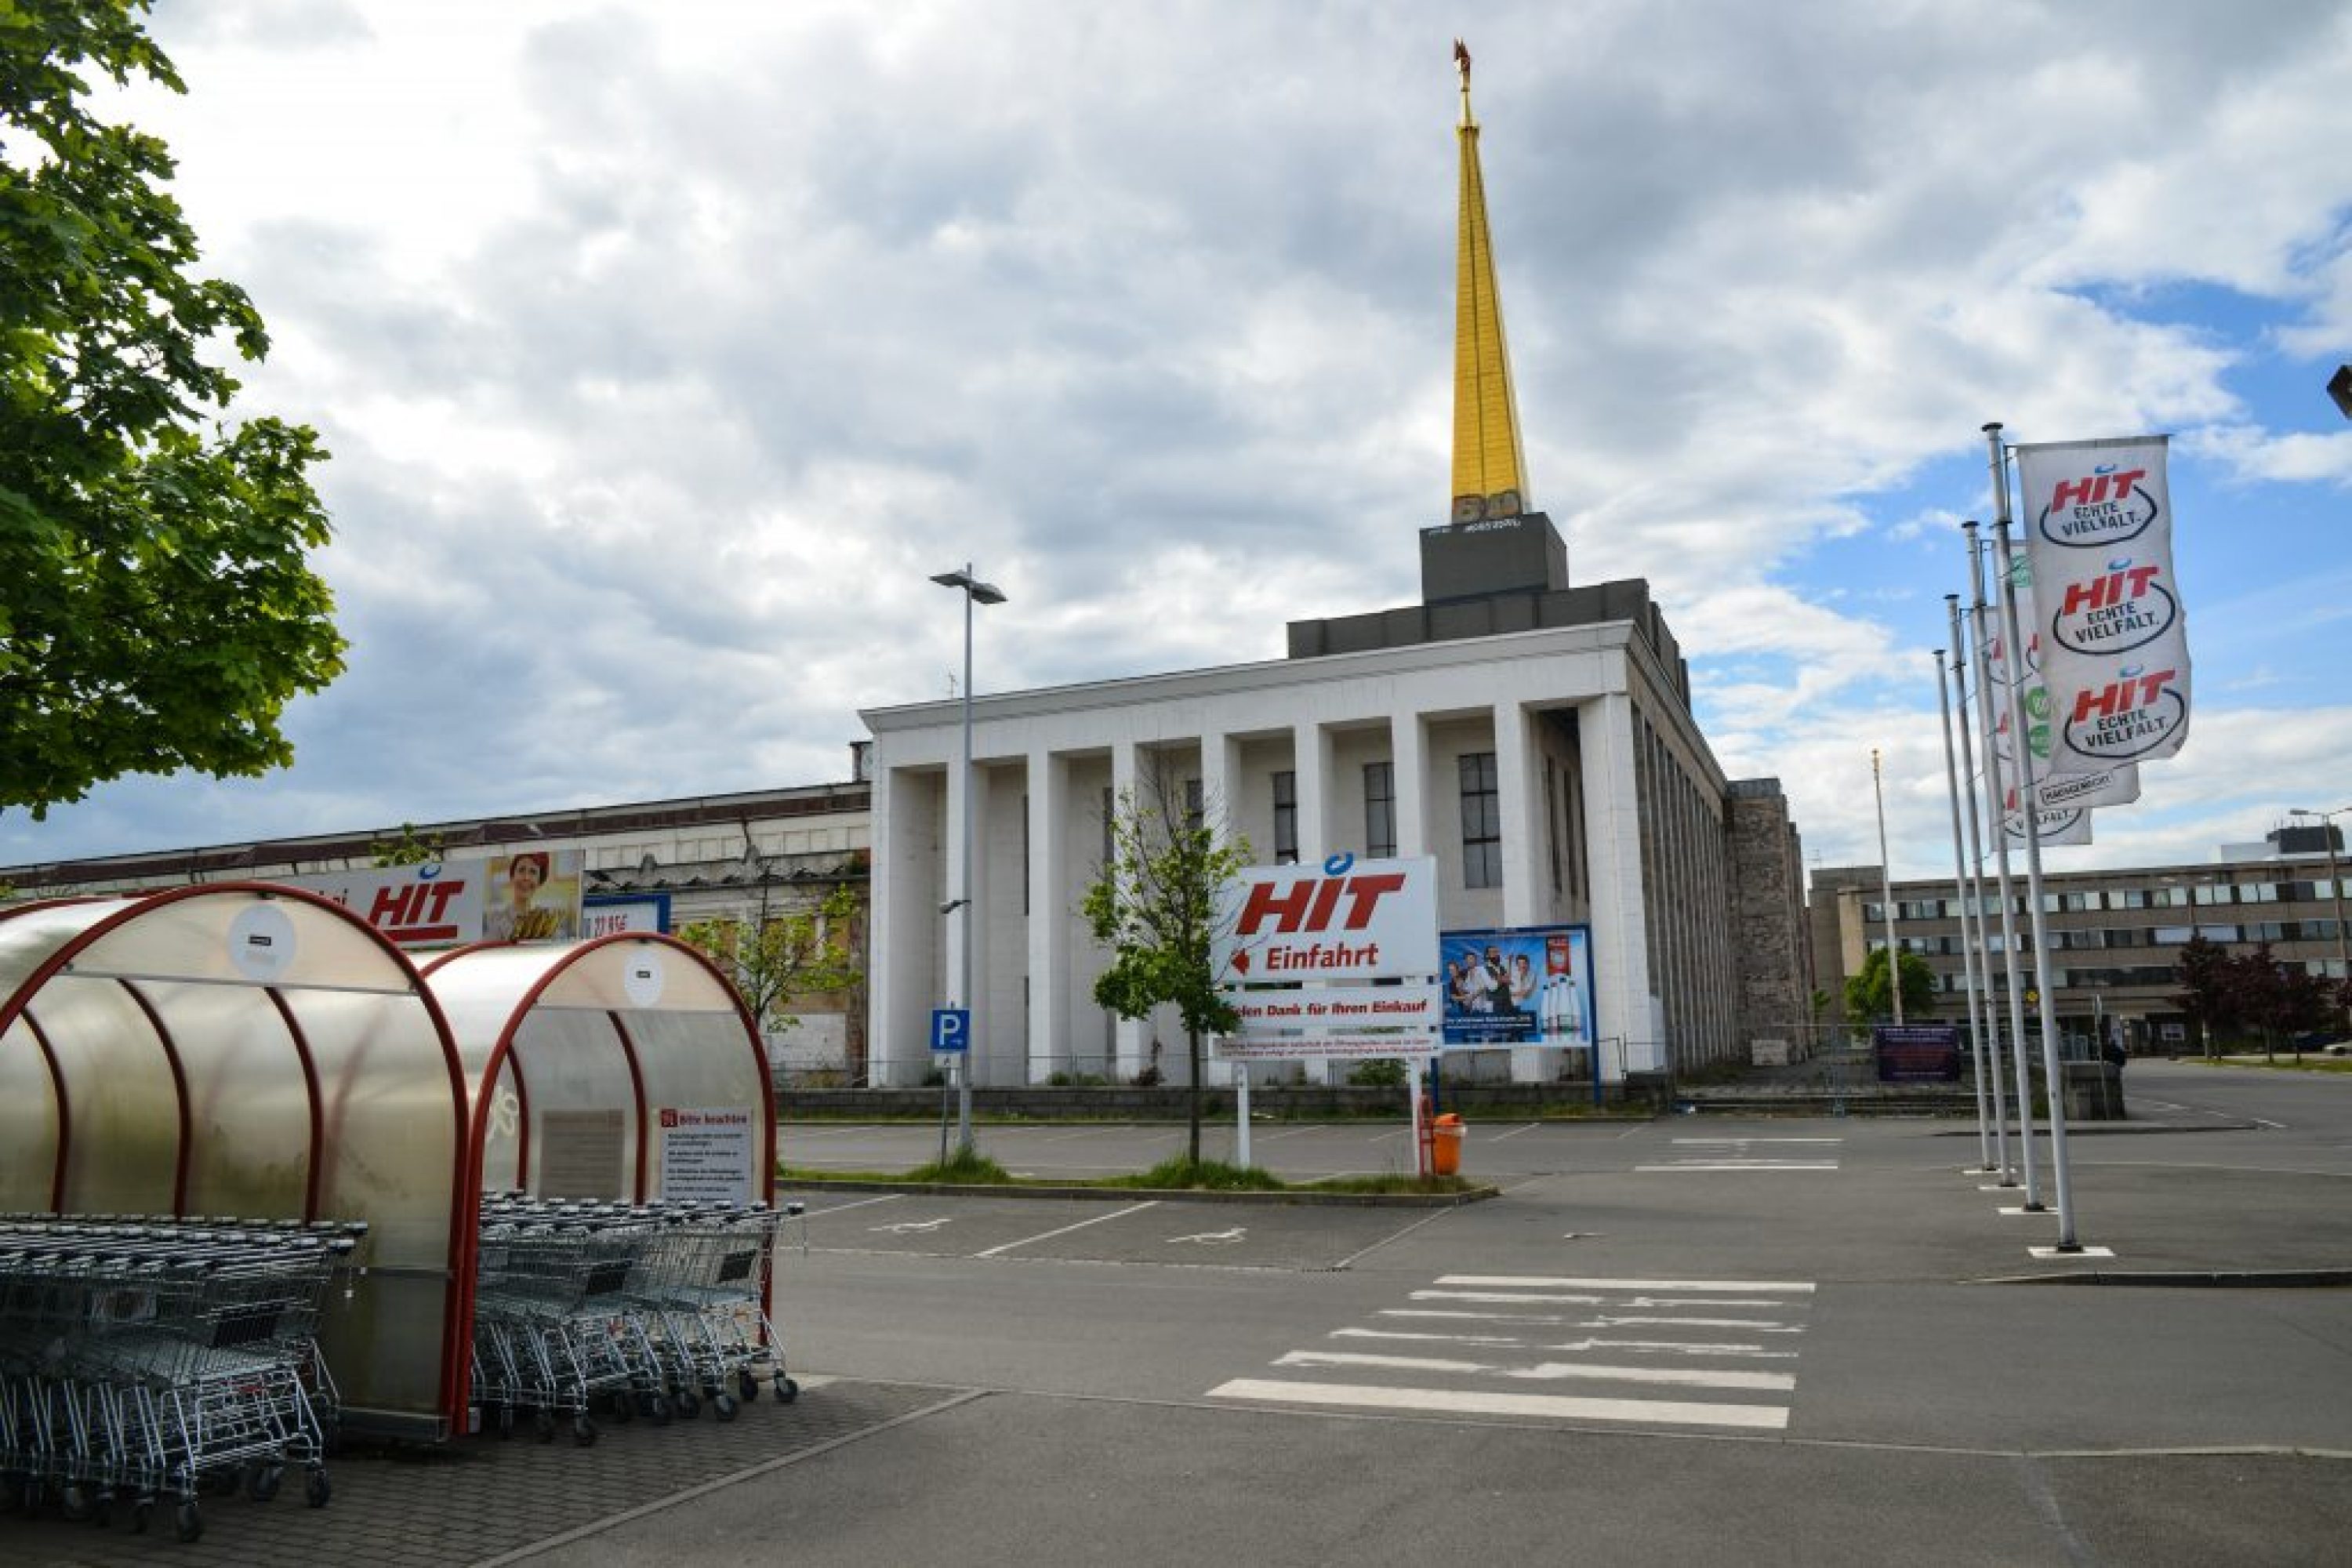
left=469, top=1196, right=801, bottom=1440
left=0, top=1213, right=363, bottom=1544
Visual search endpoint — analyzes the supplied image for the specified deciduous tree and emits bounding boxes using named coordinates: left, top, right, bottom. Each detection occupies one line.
left=2, top=0, right=343, bottom=817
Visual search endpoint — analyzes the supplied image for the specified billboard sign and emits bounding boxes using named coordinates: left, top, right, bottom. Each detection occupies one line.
left=1440, top=924, right=1594, bottom=1048
left=1214, top=982, right=1442, bottom=1062
left=275, top=849, right=583, bottom=949
left=1212, top=854, right=1438, bottom=986
left=1873, top=1024, right=1962, bottom=1083
left=583, top=893, right=670, bottom=938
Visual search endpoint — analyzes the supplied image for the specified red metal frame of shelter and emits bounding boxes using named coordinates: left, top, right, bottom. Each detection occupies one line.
left=0, top=884, right=478, bottom=1428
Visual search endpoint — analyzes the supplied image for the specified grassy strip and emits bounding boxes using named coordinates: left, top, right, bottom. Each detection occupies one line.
left=778, top=1152, right=1478, bottom=1197
left=2184, top=1055, right=2352, bottom=1073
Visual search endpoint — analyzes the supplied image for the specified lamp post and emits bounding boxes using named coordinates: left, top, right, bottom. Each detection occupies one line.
left=2288, top=806, right=2352, bottom=1033
left=931, top=563, right=1005, bottom=1155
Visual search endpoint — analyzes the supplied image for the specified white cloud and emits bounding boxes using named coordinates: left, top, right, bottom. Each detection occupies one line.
left=10, top=1, right=2351, bottom=877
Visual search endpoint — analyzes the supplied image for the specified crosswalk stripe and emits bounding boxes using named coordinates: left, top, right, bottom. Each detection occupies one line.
left=1275, top=1350, right=1795, bottom=1392
left=1436, top=1276, right=1816, bottom=1293
left=1207, top=1377, right=1790, bottom=1430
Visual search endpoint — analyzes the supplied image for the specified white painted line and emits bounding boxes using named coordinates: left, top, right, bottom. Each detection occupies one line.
left=1672, top=1137, right=1843, bottom=1144
left=2028, top=1245, right=2118, bottom=1260
left=1206, top=1377, right=1790, bottom=1430
left=1978, top=1184, right=2024, bottom=1192
left=796, top=1193, right=903, bottom=1218
left=1488, top=1123, right=1544, bottom=1142
left=1637, top=1162, right=1839, bottom=1171
left=1332, top=1327, right=1526, bottom=1347
left=1621, top=1296, right=1785, bottom=1309
left=873, top=1217, right=953, bottom=1235
left=972, top=1200, right=1160, bottom=1258
left=1580, top=1315, right=1802, bottom=1332
left=1380, top=1307, right=1582, bottom=1322
left=1412, top=1290, right=1609, bottom=1305
left=1546, top=1337, right=1795, bottom=1359
left=1276, top=1350, right=1796, bottom=1392
left=1997, top=1207, right=2053, bottom=1218
left=1438, top=1276, right=1817, bottom=1294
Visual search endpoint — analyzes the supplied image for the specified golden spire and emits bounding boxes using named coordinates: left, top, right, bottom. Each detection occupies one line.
left=1450, top=38, right=1530, bottom=524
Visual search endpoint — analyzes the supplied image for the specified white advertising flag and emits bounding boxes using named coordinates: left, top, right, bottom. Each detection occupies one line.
left=2015, top=436, right=2190, bottom=766
left=1983, top=583, right=2140, bottom=811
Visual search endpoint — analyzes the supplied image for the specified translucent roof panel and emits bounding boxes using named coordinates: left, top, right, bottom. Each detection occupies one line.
left=0, top=884, right=470, bottom=1435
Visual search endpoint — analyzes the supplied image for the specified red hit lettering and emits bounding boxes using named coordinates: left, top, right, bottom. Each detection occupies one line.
left=1306, top=879, right=1346, bottom=930
left=1338, top=873, right=1406, bottom=928
left=2060, top=576, right=2114, bottom=615
left=1237, top=880, right=1315, bottom=935
left=424, top=880, right=465, bottom=922
left=368, top=884, right=419, bottom=925
left=2072, top=684, right=2124, bottom=722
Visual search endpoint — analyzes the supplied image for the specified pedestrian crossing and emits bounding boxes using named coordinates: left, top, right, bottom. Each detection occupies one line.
left=1637, top=1137, right=1842, bottom=1173
left=1207, top=1274, right=1813, bottom=1431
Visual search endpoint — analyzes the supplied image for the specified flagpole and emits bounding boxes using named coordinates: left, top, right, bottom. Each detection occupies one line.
left=1935, top=626, right=1994, bottom=1173
left=1872, top=749, right=1903, bottom=1025
left=1947, top=595, right=2010, bottom=1183
left=1987, top=422, right=2082, bottom=1252
left=1967, top=519, right=2037, bottom=1201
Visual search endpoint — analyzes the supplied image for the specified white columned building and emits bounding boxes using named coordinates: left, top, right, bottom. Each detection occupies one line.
left=862, top=575, right=1762, bottom=1090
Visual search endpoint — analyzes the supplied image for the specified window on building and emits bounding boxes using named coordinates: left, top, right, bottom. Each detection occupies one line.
left=1543, top=767, right=1560, bottom=895
left=1102, top=786, right=1115, bottom=869
left=1272, top=770, right=1298, bottom=865
left=1184, top=777, right=1203, bottom=831
left=2193, top=884, right=2231, bottom=906
left=1459, top=752, right=1501, bottom=889
left=2112, top=887, right=2151, bottom=909
left=1364, top=761, right=1396, bottom=860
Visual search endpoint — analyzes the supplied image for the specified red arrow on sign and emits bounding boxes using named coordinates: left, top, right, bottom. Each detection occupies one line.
left=1229, top=950, right=1250, bottom=976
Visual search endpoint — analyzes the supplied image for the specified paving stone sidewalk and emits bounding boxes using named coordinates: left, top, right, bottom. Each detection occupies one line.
left=5, top=1379, right=952, bottom=1568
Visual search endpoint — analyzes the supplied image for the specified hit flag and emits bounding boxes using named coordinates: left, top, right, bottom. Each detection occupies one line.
left=2014, top=436, right=2190, bottom=765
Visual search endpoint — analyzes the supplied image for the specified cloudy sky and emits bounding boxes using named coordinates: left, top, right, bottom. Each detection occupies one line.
left=8, top=0, right=2350, bottom=881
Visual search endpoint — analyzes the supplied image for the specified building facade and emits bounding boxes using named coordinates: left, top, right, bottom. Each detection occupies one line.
left=1809, top=825, right=2350, bottom=1054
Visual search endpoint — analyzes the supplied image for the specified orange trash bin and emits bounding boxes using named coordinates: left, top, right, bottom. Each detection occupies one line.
left=1428, top=1112, right=1464, bottom=1176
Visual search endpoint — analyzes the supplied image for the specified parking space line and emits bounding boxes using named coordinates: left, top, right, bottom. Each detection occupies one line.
left=1487, top=1123, right=1543, bottom=1142
left=973, top=1200, right=1161, bottom=1258
left=1207, top=1377, right=1789, bottom=1430
left=796, top=1193, right=904, bottom=1218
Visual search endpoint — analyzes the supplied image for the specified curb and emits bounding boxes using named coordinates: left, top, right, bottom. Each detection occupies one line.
left=777, top=1178, right=1501, bottom=1209
left=1973, top=1267, right=2352, bottom=1289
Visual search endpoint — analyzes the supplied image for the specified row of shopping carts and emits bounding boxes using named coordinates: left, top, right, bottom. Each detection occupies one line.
left=470, top=1196, right=801, bottom=1446
left=0, top=1213, right=363, bottom=1543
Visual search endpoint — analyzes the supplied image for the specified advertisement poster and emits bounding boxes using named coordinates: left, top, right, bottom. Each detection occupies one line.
left=1440, top=924, right=1593, bottom=1048
left=276, top=848, right=583, bottom=949
left=1873, top=1024, right=1962, bottom=1083
left=483, top=850, right=583, bottom=942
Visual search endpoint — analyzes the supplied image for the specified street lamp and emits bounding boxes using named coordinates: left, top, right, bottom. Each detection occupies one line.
left=2288, top=806, right=2352, bottom=1033
left=931, top=564, right=1005, bottom=1154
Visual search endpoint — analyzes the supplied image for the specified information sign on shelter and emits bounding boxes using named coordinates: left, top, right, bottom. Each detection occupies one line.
left=657, top=1107, right=756, bottom=1204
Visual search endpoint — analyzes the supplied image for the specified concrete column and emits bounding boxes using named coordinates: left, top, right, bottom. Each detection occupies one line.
left=1392, top=710, right=1429, bottom=860
left=968, top=760, right=999, bottom=1086
left=1025, top=748, right=1069, bottom=1083
left=1494, top=700, right=1546, bottom=1083
left=1198, top=730, right=1239, bottom=1087
left=1293, top=720, right=1333, bottom=866
left=1109, top=740, right=1148, bottom=1078
left=1582, top=691, right=1658, bottom=1076
left=878, top=764, right=946, bottom=1088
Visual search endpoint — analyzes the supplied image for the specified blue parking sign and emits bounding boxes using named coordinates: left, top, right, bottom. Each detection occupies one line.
left=931, top=1007, right=970, bottom=1054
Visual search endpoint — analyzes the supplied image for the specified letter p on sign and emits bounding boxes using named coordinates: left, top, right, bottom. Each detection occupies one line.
left=931, top=1007, right=971, bottom=1054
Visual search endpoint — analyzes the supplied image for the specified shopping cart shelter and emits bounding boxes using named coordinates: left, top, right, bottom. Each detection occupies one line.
left=0, top=890, right=784, bottom=1450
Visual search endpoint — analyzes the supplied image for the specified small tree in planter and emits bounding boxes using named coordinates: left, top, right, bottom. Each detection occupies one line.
left=1081, top=779, right=1249, bottom=1167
